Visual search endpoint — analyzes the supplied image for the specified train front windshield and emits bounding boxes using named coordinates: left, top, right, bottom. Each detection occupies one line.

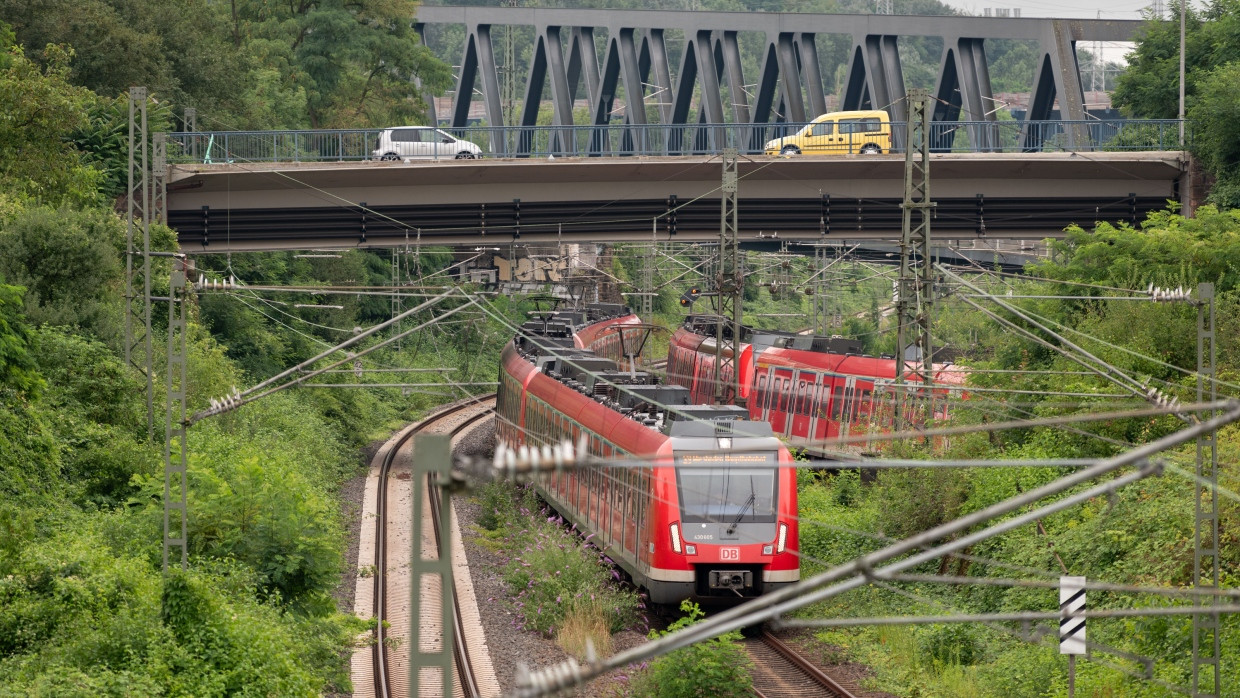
left=675, top=452, right=778, bottom=524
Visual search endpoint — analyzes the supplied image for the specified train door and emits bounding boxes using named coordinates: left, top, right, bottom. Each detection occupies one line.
left=808, top=374, right=829, bottom=441
left=837, top=376, right=858, bottom=441
left=781, top=372, right=799, bottom=439
left=767, top=369, right=793, bottom=434
left=790, top=370, right=816, bottom=439
left=754, top=369, right=771, bottom=421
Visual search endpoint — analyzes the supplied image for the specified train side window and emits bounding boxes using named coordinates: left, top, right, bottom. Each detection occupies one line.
left=830, top=385, right=844, bottom=419
left=809, top=380, right=823, bottom=418
left=756, top=374, right=769, bottom=410
left=855, top=389, right=873, bottom=421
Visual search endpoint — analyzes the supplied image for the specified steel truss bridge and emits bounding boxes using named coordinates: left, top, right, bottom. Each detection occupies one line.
left=414, top=6, right=1144, bottom=156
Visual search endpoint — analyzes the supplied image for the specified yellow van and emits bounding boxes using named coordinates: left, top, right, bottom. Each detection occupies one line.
left=764, top=110, right=892, bottom=156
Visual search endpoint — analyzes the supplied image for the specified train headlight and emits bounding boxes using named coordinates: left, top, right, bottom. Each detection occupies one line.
left=685, top=544, right=697, bottom=555
left=776, top=523, right=788, bottom=554
left=763, top=544, right=774, bottom=555
left=670, top=523, right=682, bottom=554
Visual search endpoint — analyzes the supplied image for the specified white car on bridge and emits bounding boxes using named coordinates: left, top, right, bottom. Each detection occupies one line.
left=372, top=127, right=482, bottom=160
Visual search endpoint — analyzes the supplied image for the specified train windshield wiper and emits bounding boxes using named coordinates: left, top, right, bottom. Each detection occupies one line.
left=726, top=478, right=756, bottom=535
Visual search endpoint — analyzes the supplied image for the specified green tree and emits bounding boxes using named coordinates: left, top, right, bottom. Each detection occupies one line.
left=232, top=0, right=452, bottom=128
left=1112, top=0, right=1240, bottom=119
left=0, top=37, right=101, bottom=206
left=0, top=206, right=124, bottom=342
left=1188, top=61, right=1240, bottom=208
left=0, top=0, right=263, bottom=128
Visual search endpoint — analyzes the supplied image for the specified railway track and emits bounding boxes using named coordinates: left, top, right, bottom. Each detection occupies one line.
left=371, top=394, right=497, bottom=698
left=746, top=630, right=860, bottom=698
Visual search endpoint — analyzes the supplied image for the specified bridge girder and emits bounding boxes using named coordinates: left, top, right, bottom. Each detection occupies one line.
left=416, top=7, right=1141, bottom=155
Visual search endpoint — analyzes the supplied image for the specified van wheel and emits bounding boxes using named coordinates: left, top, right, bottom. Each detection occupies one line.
left=455, top=151, right=476, bottom=159
left=380, top=152, right=400, bottom=161
left=860, top=144, right=881, bottom=154
left=780, top=146, right=800, bottom=156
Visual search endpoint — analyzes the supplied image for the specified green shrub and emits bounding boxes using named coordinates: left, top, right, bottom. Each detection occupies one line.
left=476, top=481, right=515, bottom=531
left=629, top=601, right=753, bottom=698
left=33, top=328, right=143, bottom=432
left=978, top=643, right=1062, bottom=697
left=0, top=395, right=59, bottom=500
left=0, top=525, right=360, bottom=696
left=917, top=623, right=983, bottom=666
left=491, top=486, right=642, bottom=637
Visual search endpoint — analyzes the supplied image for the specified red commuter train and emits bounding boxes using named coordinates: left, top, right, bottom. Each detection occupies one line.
left=667, top=316, right=967, bottom=455
left=497, top=304, right=799, bottom=604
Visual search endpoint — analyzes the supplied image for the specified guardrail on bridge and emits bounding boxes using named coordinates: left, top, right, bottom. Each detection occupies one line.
left=167, top=119, right=1185, bottom=164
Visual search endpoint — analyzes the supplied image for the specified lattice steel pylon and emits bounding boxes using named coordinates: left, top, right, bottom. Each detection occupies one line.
left=640, top=243, right=655, bottom=317
left=812, top=245, right=831, bottom=334
left=410, top=435, right=456, bottom=698
left=126, top=87, right=155, bottom=440
left=163, top=256, right=190, bottom=571
left=714, top=149, right=744, bottom=406
left=895, top=89, right=935, bottom=427
left=1193, top=282, right=1220, bottom=698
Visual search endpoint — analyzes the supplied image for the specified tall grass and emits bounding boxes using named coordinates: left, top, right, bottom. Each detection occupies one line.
left=555, top=598, right=614, bottom=660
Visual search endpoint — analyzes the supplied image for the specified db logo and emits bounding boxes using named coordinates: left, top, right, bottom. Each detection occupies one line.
left=719, top=547, right=740, bottom=561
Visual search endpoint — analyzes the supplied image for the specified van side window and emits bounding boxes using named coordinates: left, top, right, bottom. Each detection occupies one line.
left=391, top=129, right=418, bottom=142
left=840, top=118, right=883, bottom=134
left=811, top=122, right=834, bottom=136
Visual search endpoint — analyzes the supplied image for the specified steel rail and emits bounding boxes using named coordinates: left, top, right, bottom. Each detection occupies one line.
left=372, top=394, right=496, bottom=698
left=430, top=408, right=494, bottom=698
left=754, top=630, right=858, bottom=698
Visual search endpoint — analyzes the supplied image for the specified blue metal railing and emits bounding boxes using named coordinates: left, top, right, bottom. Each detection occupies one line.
left=166, top=119, right=1186, bottom=164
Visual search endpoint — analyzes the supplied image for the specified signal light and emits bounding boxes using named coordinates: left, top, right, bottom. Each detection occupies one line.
left=679, top=287, right=701, bottom=307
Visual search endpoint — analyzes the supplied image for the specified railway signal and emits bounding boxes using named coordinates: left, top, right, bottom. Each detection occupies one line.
left=679, top=287, right=702, bottom=307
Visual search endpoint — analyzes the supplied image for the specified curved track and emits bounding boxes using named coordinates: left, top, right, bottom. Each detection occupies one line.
left=746, top=630, right=859, bottom=698
left=372, top=395, right=496, bottom=698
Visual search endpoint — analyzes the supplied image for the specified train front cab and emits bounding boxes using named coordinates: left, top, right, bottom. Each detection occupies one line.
left=645, top=414, right=799, bottom=605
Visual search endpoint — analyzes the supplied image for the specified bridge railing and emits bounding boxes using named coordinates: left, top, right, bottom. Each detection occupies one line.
left=166, top=119, right=1184, bottom=163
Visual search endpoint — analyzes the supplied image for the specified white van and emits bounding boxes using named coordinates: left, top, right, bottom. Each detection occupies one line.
left=372, top=127, right=482, bottom=160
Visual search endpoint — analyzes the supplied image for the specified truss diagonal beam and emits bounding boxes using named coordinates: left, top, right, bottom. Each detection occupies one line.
left=419, top=7, right=1136, bottom=155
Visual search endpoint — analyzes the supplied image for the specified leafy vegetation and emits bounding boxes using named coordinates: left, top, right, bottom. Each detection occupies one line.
left=1, top=0, right=452, bottom=130
left=628, top=600, right=754, bottom=698
left=0, top=15, right=519, bottom=691
left=773, top=206, right=1240, bottom=697
left=474, top=482, right=644, bottom=646
left=1113, top=0, right=1240, bottom=206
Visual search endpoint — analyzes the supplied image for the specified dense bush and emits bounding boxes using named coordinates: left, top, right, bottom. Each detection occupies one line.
left=0, top=528, right=359, bottom=695
left=629, top=601, right=754, bottom=698
left=480, top=483, right=644, bottom=638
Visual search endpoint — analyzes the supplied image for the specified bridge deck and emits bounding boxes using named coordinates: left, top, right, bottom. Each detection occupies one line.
left=168, top=152, right=1184, bottom=252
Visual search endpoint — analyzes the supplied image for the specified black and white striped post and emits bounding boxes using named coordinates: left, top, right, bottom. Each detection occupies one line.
left=1060, top=576, right=1086, bottom=697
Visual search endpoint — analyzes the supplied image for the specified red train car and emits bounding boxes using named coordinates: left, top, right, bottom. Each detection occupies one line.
left=572, top=304, right=649, bottom=366
left=667, top=316, right=966, bottom=454
left=497, top=307, right=799, bottom=605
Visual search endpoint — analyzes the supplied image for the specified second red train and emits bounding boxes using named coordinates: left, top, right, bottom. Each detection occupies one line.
left=666, top=315, right=966, bottom=455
